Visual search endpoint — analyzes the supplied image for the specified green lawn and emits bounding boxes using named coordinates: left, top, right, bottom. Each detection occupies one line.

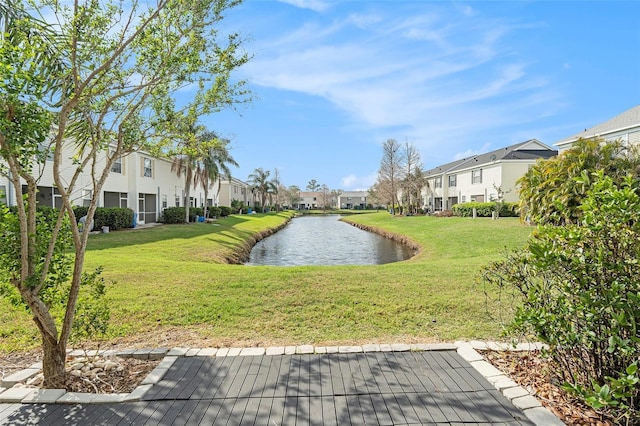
left=0, top=212, right=533, bottom=353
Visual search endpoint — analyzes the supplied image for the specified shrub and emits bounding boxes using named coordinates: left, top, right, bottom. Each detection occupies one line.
left=161, top=207, right=205, bottom=223
left=480, top=172, right=639, bottom=423
left=72, top=206, right=134, bottom=230
left=208, top=207, right=221, bottom=218
left=219, top=206, right=231, bottom=217
left=452, top=202, right=518, bottom=217
left=161, top=207, right=185, bottom=224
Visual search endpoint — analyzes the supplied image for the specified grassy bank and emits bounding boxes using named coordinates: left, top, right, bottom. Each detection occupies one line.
left=0, top=212, right=533, bottom=353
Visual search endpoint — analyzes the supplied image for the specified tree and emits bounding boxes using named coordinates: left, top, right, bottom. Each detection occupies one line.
left=518, top=138, right=640, bottom=225
left=331, top=189, right=343, bottom=209
left=247, top=167, right=274, bottom=209
left=0, top=0, right=249, bottom=388
left=376, top=138, right=405, bottom=214
left=198, top=134, right=237, bottom=219
left=270, top=168, right=282, bottom=211
left=306, top=179, right=320, bottom=192
left=319, top=184, right=330, bottom=210
left=171, top=120, right=206, bottom=223
left=401, top=141, right=424, bottom=214
left=286, top=185, right=302, bottom=208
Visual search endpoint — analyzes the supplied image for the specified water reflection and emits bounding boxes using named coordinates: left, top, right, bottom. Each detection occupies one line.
left=246, top=215, right=413, bottom=266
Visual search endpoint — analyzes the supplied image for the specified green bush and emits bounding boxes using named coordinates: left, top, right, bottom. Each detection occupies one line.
left=162, top=207, right=205, bottom=223
left=72, top=206, right=134, bottom=230
left=208, top=207, right=222, bottom=218
left=161, top=207, right=185, bottom=224
left=219, top=206, right=231, bottom=217
left=452, top=202, right=517, bottom=217
left=480, top=172, right=639, bottom=423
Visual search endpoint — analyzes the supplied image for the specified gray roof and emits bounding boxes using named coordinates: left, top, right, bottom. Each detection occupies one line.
left=424, top=139, right=556, bottom=177
left=556, top=104, right=640, bottom=145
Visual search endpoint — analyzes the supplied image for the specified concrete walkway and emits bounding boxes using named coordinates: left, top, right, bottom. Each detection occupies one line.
left=0, top=343, right=565, bottom=425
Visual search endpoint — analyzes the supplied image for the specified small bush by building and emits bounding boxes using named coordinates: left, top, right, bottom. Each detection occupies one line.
left=451, top=202, right=518, bottom=217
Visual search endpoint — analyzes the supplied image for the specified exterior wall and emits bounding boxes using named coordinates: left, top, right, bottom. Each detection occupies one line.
left=425, top=160, right=536, bottom=209
left=298, top=192, right=320, bottom=209
left=218, top=178, right=253, bottom=208
left=557, top=127, right=640, bottom=152
left=0, top=142, right=221, bottom=224
left=499, top=162, right=532, bottom=202
left=337, top=191, right=367, bottom=209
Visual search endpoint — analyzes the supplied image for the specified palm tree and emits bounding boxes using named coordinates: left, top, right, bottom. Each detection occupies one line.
left=171, top=120, right=207, bottom=223
left=197, top=132, right=238, bottom=218
left=171, top=151, right=199, bottom=223
left=247, top=167, right=275, bottom=209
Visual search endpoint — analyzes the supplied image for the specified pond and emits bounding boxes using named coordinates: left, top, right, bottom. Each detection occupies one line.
left=246, top=215, right=414, bottom=266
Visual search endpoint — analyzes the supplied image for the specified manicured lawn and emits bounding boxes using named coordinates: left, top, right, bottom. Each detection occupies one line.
left=0, top=212, right=533, bottom=353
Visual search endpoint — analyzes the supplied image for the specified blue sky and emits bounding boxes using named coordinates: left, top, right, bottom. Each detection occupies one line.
left=208, top=0, right=640, bottom=191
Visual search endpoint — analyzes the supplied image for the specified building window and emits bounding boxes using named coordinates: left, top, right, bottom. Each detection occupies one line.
left=162, top=194, right=167, bottom=209
left=461, top=195, right=466, bottom=203
left=143, top=158, right=153, bottom=177
left=472, top=169, right=482, bottom=184
left=38, top=142, right=54, bottom=161
left=111, top=153, right=122, bottom=174
left=0, top=185, right=6, bottom=204
left=448, top=175, right=457, bottom=187
left=434, top=177, right=442, bottom=188
left=119, top=192, right=128, bottom=208
left=175, top=195, right=180, bottom=207
left=82, top=189, right=92, bottom=207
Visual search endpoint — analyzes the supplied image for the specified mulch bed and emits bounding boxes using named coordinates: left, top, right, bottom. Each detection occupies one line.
left=481, top=350, right=614, bottom=426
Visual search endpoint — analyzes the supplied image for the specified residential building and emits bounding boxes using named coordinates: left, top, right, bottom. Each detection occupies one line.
left=0, top=143, right=221, bottom=224
left=555, top=104, right=640, bottom=152
left=217, top=176, right=255, bottom=208
left=423, top=139, right=557, bottom=211
left=337, top=191, right=368, bottom=209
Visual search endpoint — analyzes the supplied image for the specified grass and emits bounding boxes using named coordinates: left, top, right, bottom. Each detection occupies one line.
left=0, top=212, right=533, bottom=354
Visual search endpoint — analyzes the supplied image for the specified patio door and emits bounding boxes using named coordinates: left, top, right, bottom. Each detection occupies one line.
left=138, top=193, right=146, bottom=224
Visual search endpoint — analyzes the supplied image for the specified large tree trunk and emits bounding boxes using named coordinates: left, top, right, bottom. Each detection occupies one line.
left=42, top=337, right=66, bottom=389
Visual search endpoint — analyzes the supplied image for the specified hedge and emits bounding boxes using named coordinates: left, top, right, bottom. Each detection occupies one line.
left=451, top=202, right=518, bottom=217
left=161, top=207, right=205, bottom=224
left=73, top=206, right=135, bottom=230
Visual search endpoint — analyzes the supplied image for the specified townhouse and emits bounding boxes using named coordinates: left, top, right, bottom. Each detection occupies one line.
left=423, top=139, right=557, bottom=211
left=555, top=104, right=640, bottom=152
left=0, top=143, right=223, bottom=225
left=217, top=176, right=256, bottom=208
left=337, top=191, right=368, bottom=209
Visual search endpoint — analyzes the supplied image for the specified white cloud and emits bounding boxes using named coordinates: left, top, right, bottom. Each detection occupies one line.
left=453, top=143, right=492, bottom=160
left=277, top=0, right=330, bottom=12
left=341, top=173, right=377, bottom=191
left=241, top=3, right=559, bottom=165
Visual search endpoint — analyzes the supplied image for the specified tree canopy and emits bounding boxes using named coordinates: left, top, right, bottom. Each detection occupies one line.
left=0, top=0, right=250, bottom=388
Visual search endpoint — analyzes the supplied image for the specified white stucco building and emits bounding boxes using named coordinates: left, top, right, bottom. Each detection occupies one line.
left=0, top=143, right=224, bottom=224
left=423, top=139, right=557, bottom=211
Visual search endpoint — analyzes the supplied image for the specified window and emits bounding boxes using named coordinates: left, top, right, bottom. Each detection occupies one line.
left=448, top=175, right=457, bottom=187
left=472, top=169, right=482, bottom=184
left=82, top=189, right=92, bottom=207
left=175, top=195, right=180, bottom=207
left=143, top=158, right=153, bottom=177
left=461, top=195, right=466, bottom=203
left=162, top=194, right=167, bottom=209
left=119, top=192, right=128, bottom=208
left=434, top=177, right=442, bottom=188
left=0, top=185, right=6, bottom=204
left=38, top=142, right=54, bottom=161
left=111, top=153, right=122, bottom=174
